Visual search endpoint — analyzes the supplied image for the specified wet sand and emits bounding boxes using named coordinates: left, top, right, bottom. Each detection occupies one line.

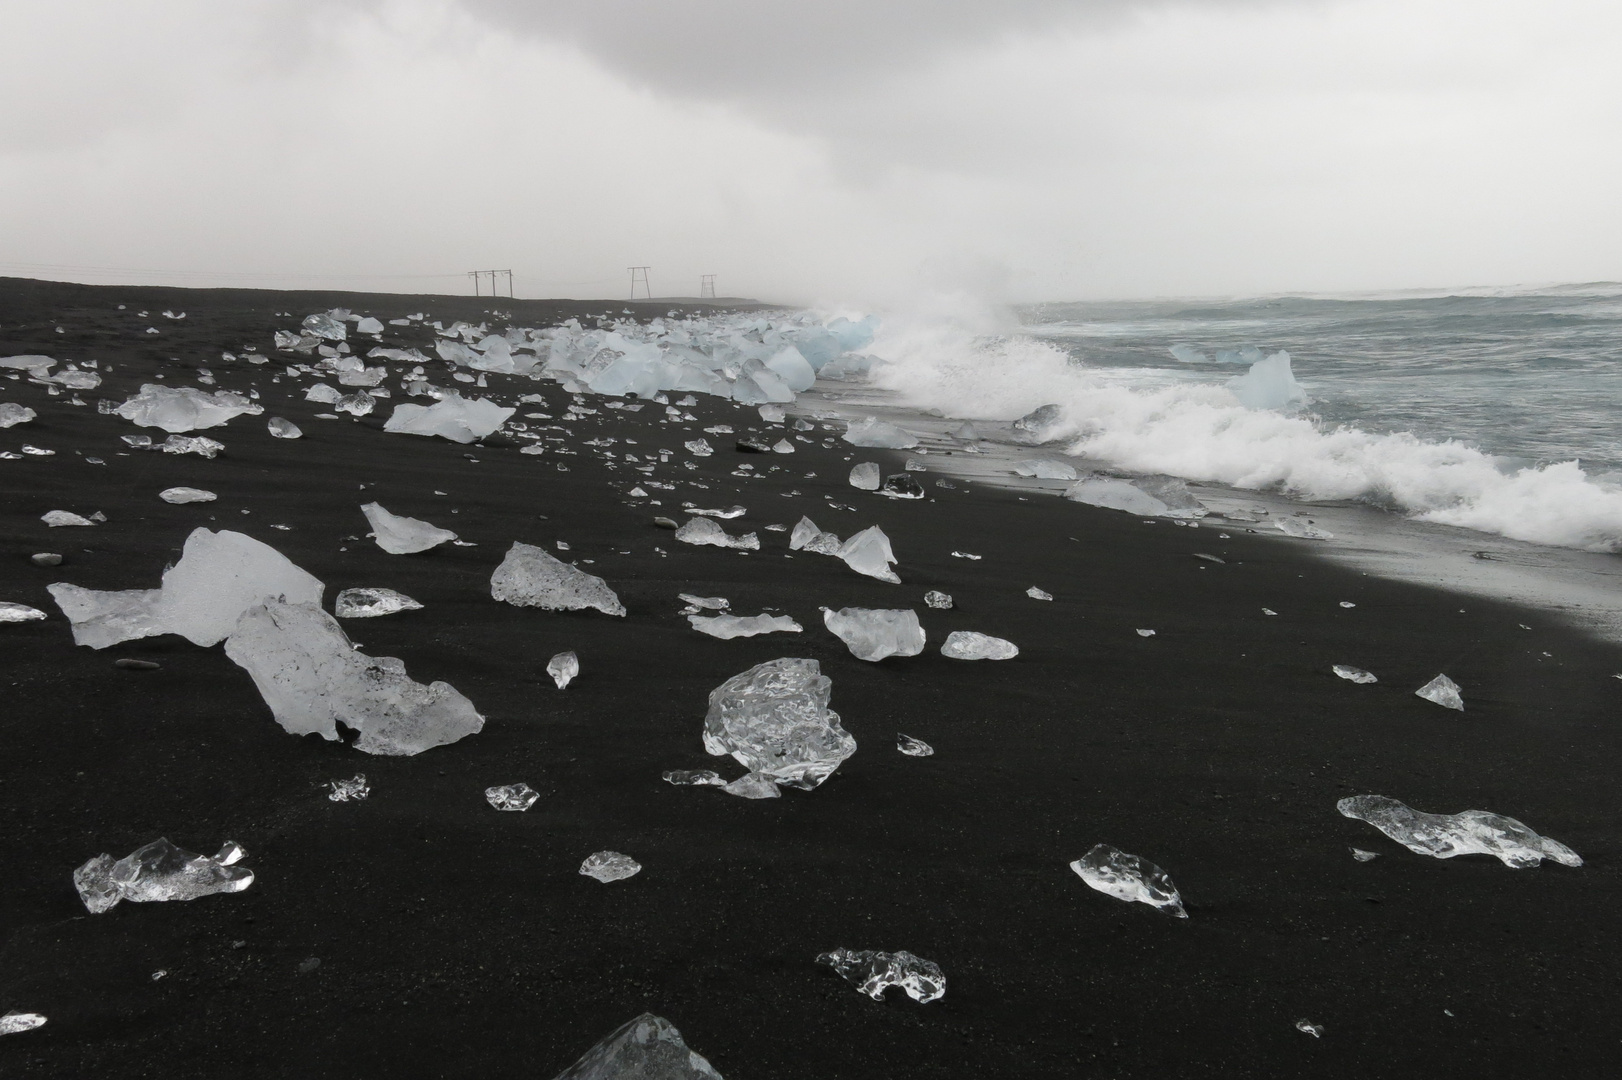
left=2, top=277, right=1620, bottom=1078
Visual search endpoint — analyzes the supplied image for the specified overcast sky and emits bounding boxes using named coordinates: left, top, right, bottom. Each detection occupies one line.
left=2, top=0, right=1618, bottom=305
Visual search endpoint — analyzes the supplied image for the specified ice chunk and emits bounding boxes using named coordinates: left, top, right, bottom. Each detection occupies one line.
left=328, top=774, right=370, bottom=801
left=491, top=542, right=625, bottom=616
left=302, top=313, right=347, bottom=340
left=772, top=439, right=795, bottom=454
left=43, top=510, right=96, bottom=527
left=1228, top=351, right=1307, bottom=411
left=355, top=316, right=384, bottom=335
left=923, top=590, right=953, bottom=610
left=842, top=416, right=919, bottom=449
left=663, top=769, right=726, bottom=787
left=384, top=397, right=515, bottom=444
left=1136, top=628, right=1156, bottom=637
left=1337, top=795, right=1581, bottom=868
left=675, top=518, right=760, bottom=550
left=334, top=587, right=423, bottom=618
left=1064, top=477, right=1172, bottom=517
left=941, top=630, right=1018, bottom=660
left=486, top=783, right=540, bottom=811
left=764, top=346, right=816, bottom=392
left=1295, top=1020, right=1324, bottom=1038
left=678, top=593, right=729, bottom=611
left=1351, top=848, right=1379, bottom=862
left=115, top=384, right=261, bottom=432
left=1275, top=517, right=1334, bottom=540
left=335, top=392, right=375, bottom=416
left=305, top=383, right=342, bottom=404
left=1133, top=476, right=1206, bottom=517
left=159, top=486, right=217, bottom=504
left=1011, top=403, right=1065, bottom=445
left=0, top=354, right=55, bottom=373
left=880, top=473, right=925, bottom=499
left=950, top=420, right=979, bottom=441
left=1333, top=664, right=1377, bottom=684
left=822, top=606, right=925, bottom=662
left=158, top=528, right=325, bottom=647
left=817, top=948, right=946, bottom=1004
left=550, top=1013, right=723, bottom=1080
left=47, top=584, right=162, bottom=648
left=74, top=837, right=253, bottom=914
left=686, top=506, right=747, bottom=519
left=0, top=1012, right=47, bottom=1036
left=838, top=525, right=900, bottom=583
left=0, top=402, right=36, bottom=428
left=1415, top=674, right=1464, bottom=710
left=683, top=438, right=713, bottom=456
left=848, top=462, right=881, bottom=490
left=0, top=602, right=47, bottom=623
left=267, top=416, right=302, bottom=439
left=689, top=613, right=802, bottom=639
left=758, top=404, right=787, bottom=423
left=157, top=434, right=225, bottom=458
left=225, top=598, right=484, bottom=755
left=789, top=516, right=842, bottom=555
left=1013, top=458, right=1078, bottom=480
left=897, top=734, right=934, bottom=757
left=361, top=502, right=457, bottom=554
left=722, top=771, right=782, bottom=799
left=1070, top=843, right=1188, bottom=917
left=703, top=657, right=855, bottom=789
left=1027, top=586, right=1053, bottom=601
left=579, top=851, right=641, bottom=883
left=1169, top=344, right=1208, bottom=363
left=548, top=650, right=579, bottom=688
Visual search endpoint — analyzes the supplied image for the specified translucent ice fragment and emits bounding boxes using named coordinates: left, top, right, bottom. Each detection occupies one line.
left=848, top=462, right=880, bottom=490
left=897, top=734, right=934, bottom=757
left=1070, top=843, right=1188, bottom=917
left=1228, top=350, right=1307, bottom=411
left=817, top=948, right=945, bottom=1003
left=678, top=593, right=729, bottom=611
left=305, top=383, right=342, bottom=404
left=158, top=434, right=225, bottom=458
left=158, top=528, right=325, bottom=647
left=923, top=590, right=953, bottom=610
left=225, top=598, right=484, bottom=755
left=548, top=650, right=579, bottom=688
left=115, top=384, right=261, bottom=432
left=838, top=525, right=900, bottom=583
left=491, top=542, right=625, bottom=616
left=880, top=473, right=925, bottom=499
left=1415, top=674, right=1463, bottom=710
left=550, top=1013, right=722, bottom=1080
left=789, top=516, right=842, bottom=555
left=328, top=773, right=370, bottom=801
left=355, top=316, right=384, bottom=334
left=950, top=421, right=979, bottom=441
left=47, top=584, right=163, bottom=648
left=1064, top=478, right=1171, bottom=517
left=686, top=506, right=748, bottom=520
left=1275, top=517, right=1334, bottom=540
left=1333, top=665, right=1377, bottom=684
left=1337, top=794, right=1580, bottom=868
left=722, top=771, right=782, bottom=799
left=302, top=313, right=347, bottom=340
left=267, top=416, right=302, bottom=439
left=1136, top=628, right=1156, bottom=637
left=334, top=587, right=422, bottom=618
left=159, top=486, right=217, bottom=504
left=0, top=1012, right=47, bottom=1036
left=821, top=606, right=924, bottom=662
left=0, top=402, right=36, bottom=428
left=335, top=392, right=375, bottom=416
left=842, top=416, right=918, bottom=449
left=579, top=851, right=641, bottom=883
left=689, top=613, right=802, bottom=639
left=0, top=602, right=47, bottom=623
left=1013, top=458, right=1078, bottom=480
left=486, top=782, right=540, bottom=811
left=43, top=510, right=96, bottom=527
left=684, top=439, right=713, bottom=456
left=74, top=837, right=254, bottom=913
left=1027, top=586, right=1053, bottom=601
left=675, top=518, right=759, bottom=550
left=663, top=769, right=726, bottom=787
left=940, top=630, right=1018, bottom=660
left=758, top=404, right=787, bottom=423
left=703, top=657, right=855, bottom=789
left=361, top=502, right=457, bottom=554
left=384, top=397, right=515, bottom=443
left=1295, top=1020, right=1324, bottom=1038
left=1351, top=848, right=1379, bottom=862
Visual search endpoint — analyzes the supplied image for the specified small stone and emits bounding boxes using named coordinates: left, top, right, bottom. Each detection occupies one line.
left=114, top=658, right=160, bottom=670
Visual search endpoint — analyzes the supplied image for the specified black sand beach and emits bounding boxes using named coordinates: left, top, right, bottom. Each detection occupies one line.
left=2, top=277, right=1620, bottom=1078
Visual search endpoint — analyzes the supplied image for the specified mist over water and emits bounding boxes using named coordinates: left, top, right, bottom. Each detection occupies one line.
left=859, top=285, right=1622, bottom=553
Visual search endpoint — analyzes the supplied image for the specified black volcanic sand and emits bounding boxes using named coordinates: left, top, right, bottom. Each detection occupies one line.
left=2, top=277, right=1620, bottom=1078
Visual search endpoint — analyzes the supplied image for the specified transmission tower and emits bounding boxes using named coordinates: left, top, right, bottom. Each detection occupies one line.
left=700, top=274, right=716, bottom=299
left=628, top=266, right=652, bottom=300
left=468, top=269, right=513, bottom=297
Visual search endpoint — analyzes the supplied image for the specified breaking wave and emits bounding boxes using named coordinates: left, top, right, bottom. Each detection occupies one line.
left=863, top=315, right=1622, bottom=553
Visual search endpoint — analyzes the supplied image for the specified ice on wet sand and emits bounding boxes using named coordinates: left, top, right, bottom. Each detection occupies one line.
left=549, top=1013, right=723, bottom=1080
left=361, top=502, right=458, bottom=554
left=159, top=487, right=217, bottom=504
left=46, top=584, right=164, bottom=648
left=335, top=588, right=423, bottom=618
left=703, top=658, right=855, bottom=790
left=486, top=783, right=540, bottom=811
left=1415, top=673, right=1464, bottom=710
left=675, top=517, right=760, bottom=550
left=328, top=774, right=370, bottom=801
left=1070, top=843, right=1188, bottom=917
left=1013, top=459, right=1078, bottom=480
left=0, top=1012, right=47, bottom=1036
left=842, top=417, right=919, bottom=449
left=384, top=396, right=515, bottom=444
left=42, top=510, right=96, bottom=527
left=663, top=769, right=725, bottom=787
left=115, top=384, right=262, bottom=432
left=1333, top=665, right=1377, bottom=684
left=225, top=598, right=485, bottom=755
left=1276, top=517, right=1334, bottom=540
left=0, top=403, right=37, bottom=428
left=897, top=734, right=934, bottom=757
left=267, top=416, right=302, bottom=439
left=1337, top=794, right=1580, bottom=868
left=789, top=516, right=842, bottom=555
left=817, top=948, right=946, bottom=1004
left=548, top=650, right=580, bottom=688
left=74, top=837, right=253, bottom=914
left=579, top=851, right=641, bottom=883
left=822, top=606, right=925, bottom=661
left=0, top=602, right=47, bottom=623
left=722, top=772, right=781, bottom=799
left=924, top=590, right=953, bottom=610
left=838, top=525, right=900, bottom=583
left=490, top=542, right=625, bottom=616
left=941, top=630, right=1018, bottom=660
left=848, top=462, right=881, bottom=490
left=689, top=613, right=802, bottom=639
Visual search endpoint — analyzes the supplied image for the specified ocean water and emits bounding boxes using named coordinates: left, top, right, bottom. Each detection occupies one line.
left=858, top=284, right=1622, bottom=553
